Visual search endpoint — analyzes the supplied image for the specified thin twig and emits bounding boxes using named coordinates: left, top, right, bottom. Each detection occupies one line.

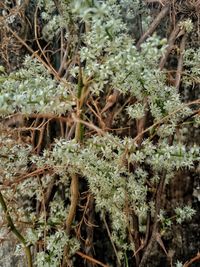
left=175, top=33, right=187, bottom=90
left=101, top=90, right=119, bottom=114
left=133, top=211, right=151, bottom=257
left=159, top=22, right=181, bottom=70
left=58, top=36, right=71, bottom=77
left=139, top=172, right=166, bottom=267
left=183, top=252, right=200, bottom=267
left=65, top=173, right=79, bottom=235
left=0, top=191, right=33, bottom=267
left=34, top=118, right=47, bottom=154
left=72, top=113, right=105, bottom=136
left=3, top=168, right=51, bottom=187
left=84, top=194, right=95, bottom=266
left=62, top=60, right=86, bottom=267
left=6, top=26, right=57, bottom=76
left=28, top=113, right=69, bottom=122
left=102, top=214, right=121, bottom=266
left=87, top=101, right=106, bottom=130
left=34, top=6, right=57, bottom=74
left=133, top=99, right=200, bottom=145
left=135, top=97, right=148, bottom=147
left=76, top=251, right=109, bottom=267
left=6, top=25, right=76, bottom=98
left=136, top=5, right=169, bottom=49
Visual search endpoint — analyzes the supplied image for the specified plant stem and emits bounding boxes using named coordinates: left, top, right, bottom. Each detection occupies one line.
left=0, top=191, right=33, bottom=267
left=136, top=4, right=169, bottom=49
left=62, top=62, right=87, bottom=267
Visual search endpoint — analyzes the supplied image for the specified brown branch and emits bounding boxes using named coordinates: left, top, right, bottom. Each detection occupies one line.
left=133, top=99, right=200, bottom=145
left=28, top=113, right=69, bottom=122
left=58, top=36, right=71, bottom=77
left=87, top=101, right=106, bottom=130
left=66, top=122, right=76, bottom=140
left=6, top=25, right=76, bottom=98
left=13, top=124, right=47, bottom=133
left=3, top=168, right=51, bottom=187
left=65, top=173, right=79, bottom=235
left=84, top=194, right=95, bottom=267
left=175, top=33, right=187, bottom=90
left=133, top=211, right=151, bottom=257
left=62, top=177, right=79, bottom=266
left=183, top=252, right=200, bottom=267
left=76, top=251, right=109, bottom=267
left=130, top=211, right=141, bottom=267
left=139, top=133, right=173, bottom=267
left=136, top=5, right=169, bottom=49
left=101, top=90, right=119, bottom=114
left=34, top=118, right=47, bottom=154
left=102, top=214, right=121, bottom=266
left=30, top=117, right=40, bottom=147
left=136, top=97, right=148, bottom=147
left=76, top=192, right=93, bottom=241
left=159, top=23, right=181, bottom=70
left=6, top=26, right=57, bottom=76
left=62, top=61, right=86, bottom=267
left=156, top=232, right=168, bottom=256
left=34, top=6, right=57, bottom=74
left=60, top=120, right=65, bottom=138
left=72, top=113, right=105, bottom=136
left=178, top=108, right=200, bottom=125
left=139, top=172, right=166, bottom=267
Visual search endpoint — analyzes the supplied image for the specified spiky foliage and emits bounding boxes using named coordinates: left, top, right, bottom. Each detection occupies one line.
left=0, top=0, right=199, bottom=266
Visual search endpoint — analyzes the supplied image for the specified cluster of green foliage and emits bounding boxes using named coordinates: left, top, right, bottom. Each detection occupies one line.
left=0, top=0, right=199, bottom=266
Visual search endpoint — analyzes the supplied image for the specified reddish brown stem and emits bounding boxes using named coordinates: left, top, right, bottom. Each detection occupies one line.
left=183, top=252, right=200, bottom=267
left=76, top=251, right=109, bottom=267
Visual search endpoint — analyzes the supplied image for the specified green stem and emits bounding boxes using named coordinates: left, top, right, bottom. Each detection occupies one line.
left=0, top=191, right=33, bottom=267
left=62, top=61, right=86, bottom=267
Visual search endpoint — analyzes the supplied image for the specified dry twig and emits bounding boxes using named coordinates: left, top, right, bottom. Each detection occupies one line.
left=175, top=33, right=187, bottom=90
left=159, top=22, right=182, bottom=70
left=183, top=252, right=200, bottom=267
left=136, top=4, right=169, bottom=49
left=76, top=251, right=109, bottom=267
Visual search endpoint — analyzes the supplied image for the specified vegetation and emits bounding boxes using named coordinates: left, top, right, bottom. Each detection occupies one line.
left=0, top=0, right=199, bottom=266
